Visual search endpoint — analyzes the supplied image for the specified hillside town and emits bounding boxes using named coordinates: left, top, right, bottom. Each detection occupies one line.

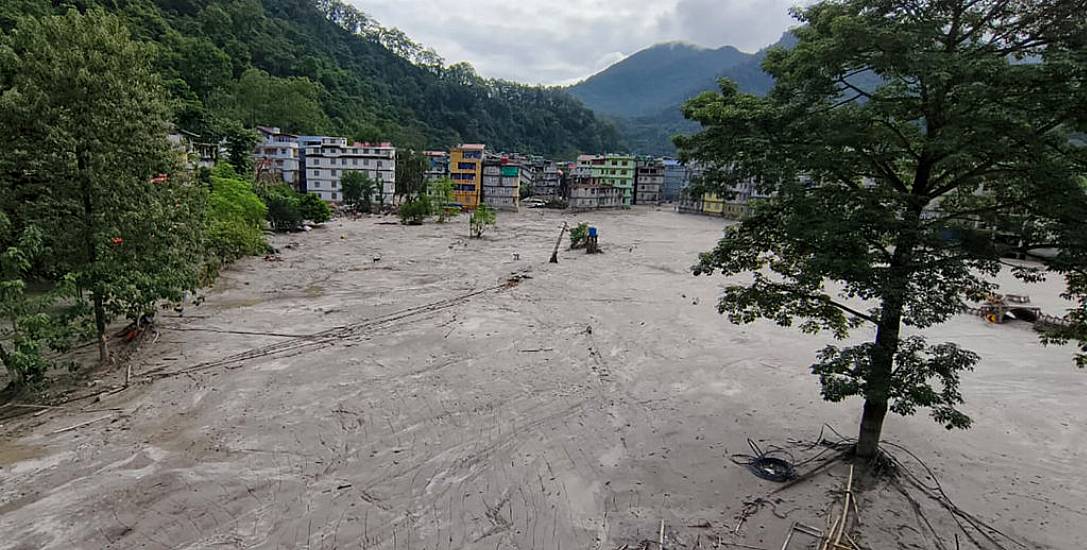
left=234, top=126, right=755, bottom=217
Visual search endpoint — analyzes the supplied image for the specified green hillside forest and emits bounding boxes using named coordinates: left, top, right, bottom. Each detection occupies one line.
left=0, top=0, right=619, bottom=158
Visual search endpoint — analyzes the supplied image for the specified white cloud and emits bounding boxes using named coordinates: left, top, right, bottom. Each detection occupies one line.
left=349, top=0, right=804, bottom=85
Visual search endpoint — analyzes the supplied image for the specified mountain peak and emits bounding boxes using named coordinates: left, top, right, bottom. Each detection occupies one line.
left=569, top=41, right=758, bottom=118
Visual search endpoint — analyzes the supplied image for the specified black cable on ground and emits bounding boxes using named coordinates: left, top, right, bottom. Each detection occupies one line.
left=731, top=438, right=798, bottom=482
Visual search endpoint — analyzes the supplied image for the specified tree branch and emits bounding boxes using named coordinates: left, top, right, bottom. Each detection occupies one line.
left=836, top=77, right=873, bottom=100
left=876, top=119, right=921, bottom=160
left=825, top=298, right=878, bottom=325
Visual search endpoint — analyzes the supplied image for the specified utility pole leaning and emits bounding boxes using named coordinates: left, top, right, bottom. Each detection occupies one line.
left=549, top=221, right=568, bottom=263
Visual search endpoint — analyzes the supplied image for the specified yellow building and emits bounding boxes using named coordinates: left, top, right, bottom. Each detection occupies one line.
left=702, top=192, right=725, bottom=215
left=450, top=144, right=485, bottom=208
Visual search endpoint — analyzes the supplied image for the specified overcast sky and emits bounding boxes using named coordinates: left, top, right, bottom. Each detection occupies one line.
left=350, top=0, right=804, bottom=86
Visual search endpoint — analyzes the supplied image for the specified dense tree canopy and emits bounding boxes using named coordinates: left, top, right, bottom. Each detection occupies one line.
left=1, top=8, right=205, bottom=365
left=678, top=0, right=1087, bottom=458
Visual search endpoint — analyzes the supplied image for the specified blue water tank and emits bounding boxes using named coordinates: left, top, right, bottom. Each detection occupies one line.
left=588, top=226, right=598, bottom=237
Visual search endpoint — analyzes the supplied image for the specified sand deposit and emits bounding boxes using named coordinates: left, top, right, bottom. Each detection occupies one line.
left=1, top=208, right=1083, bottom=550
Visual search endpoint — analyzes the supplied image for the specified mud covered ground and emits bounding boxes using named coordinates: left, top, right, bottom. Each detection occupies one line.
left=1, top=207, right=1083, bottom=550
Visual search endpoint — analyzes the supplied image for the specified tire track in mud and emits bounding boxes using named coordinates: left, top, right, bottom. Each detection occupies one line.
left=141, top=284, right=511, bottom=380
left=277, top=384, right=601, bottom=549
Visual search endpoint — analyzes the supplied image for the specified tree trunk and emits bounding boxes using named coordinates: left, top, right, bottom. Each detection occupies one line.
left=855, top=197, right=927, bottom=459
left=856, top=312, right=901, bottom=458
left=94, top=293, right=109, bottom=365
left=78, top=148, right=109, bottom=365
left=856, top=398, right=888, bottom=458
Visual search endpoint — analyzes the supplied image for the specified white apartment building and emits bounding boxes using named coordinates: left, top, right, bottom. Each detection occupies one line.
left=303, top=137, right=396, bottom=202
left=254, top=127, right=300, bottom=186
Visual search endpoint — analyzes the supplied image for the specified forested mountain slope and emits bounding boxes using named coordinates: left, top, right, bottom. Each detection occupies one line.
left=0, top=0, right=619, bottom=157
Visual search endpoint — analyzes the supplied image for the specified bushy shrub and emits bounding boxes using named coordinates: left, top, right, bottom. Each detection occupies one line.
left=399, top=195, right=431, bottom=225
left=569, top=222, right=589, bottom=249
left=299, top=192, right=331, bottom=224
left=206, top=163, right=267, bottom=260
left=257, top=184, right=330, bottom=232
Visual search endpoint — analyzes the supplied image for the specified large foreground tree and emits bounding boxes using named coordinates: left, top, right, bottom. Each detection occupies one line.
left=677, top=0, right=1087, bottom=458
left=0, top=9, right=204, bottom=365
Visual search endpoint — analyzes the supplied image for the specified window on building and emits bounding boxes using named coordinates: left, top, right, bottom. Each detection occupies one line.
left=312, top=170, right=319, bottom=176
left=352, top=159, right=358, bottom=165
left=363, top=159, right=370, bottom=166
left=332, top=192, right=338, bottom=200
left=377, top=161, right=383, bottom=168
left=331, top=169, right=338, bottom=176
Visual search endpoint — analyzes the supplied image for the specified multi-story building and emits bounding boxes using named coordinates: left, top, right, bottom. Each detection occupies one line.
left=677, top=171, right=771, bottom=219
left=702, top=192, right=726, bottom=216
left=168, top=130, right=218, bottom=172
left=569, top=175, right=623, bottom=210
left=450, top=144, right=485, bottom=208
left=721, top=177, right=770, bottom=219
left=424, top=150, right=450, bottom=182
left=302, top=137, right=396, bottom=202
left=662, top=158, right=687, bottom=202
left=254, top=126, right=301, bottom=188
left=677, top=187, right=704, bottom=214
left=534, top=160, right=563, bottom=200
left=590, top=154, right=635, bottom=207
left=634, top=158, right=664, bottom=205
left=481, top=157, right=502, bottom=208
left=481, top=156, right=529, bottom=210
left=575, top=155, right=596, bottom=179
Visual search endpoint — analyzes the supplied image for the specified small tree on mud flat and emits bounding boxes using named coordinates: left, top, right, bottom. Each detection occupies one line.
left=677, top=0, right=1087, bottom=459
left=342, top=170, right=377, bottom=213
left=469, top=204, right=496, bottom=239
left=398, top=195, right=431, bottom=225
left=428, top=178, right=457, bottom=222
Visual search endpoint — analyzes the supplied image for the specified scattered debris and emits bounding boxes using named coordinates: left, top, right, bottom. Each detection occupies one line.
left=48, top=413, right=115, bottom=435
left=263, top=254, right=283, bottom=262
left=505, top=271, right=533, bottom=287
